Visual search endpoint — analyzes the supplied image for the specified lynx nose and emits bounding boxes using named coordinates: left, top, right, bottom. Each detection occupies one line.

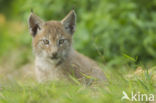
left=51, top=52, right=58, bottom=59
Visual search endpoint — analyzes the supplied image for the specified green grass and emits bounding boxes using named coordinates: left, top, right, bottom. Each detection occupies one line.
left=1, top=1, right=156, bottom=102
left=0, top=20, right=155, bottom=103
left=0, top=67, right=155, bottom=103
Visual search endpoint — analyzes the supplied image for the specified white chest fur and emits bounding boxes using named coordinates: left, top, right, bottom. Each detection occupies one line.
left=35, top=57, right=64, bottom=82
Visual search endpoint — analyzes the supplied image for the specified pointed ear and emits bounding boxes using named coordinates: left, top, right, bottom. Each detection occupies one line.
left=28, top=13, right=44, bottom=37
left=61, top=10, right=76, bottom=35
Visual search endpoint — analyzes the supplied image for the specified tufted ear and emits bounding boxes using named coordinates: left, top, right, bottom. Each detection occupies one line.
left=28, top=13, right=44, bottom=37
left=61, top=10, right=76, bottom=35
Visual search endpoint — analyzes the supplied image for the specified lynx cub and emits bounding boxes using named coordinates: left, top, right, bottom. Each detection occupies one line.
left=28, top=10, right=106, bottom=84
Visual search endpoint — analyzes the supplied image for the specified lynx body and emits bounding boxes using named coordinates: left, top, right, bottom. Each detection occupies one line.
left=28, top=10, right=106, bottom=84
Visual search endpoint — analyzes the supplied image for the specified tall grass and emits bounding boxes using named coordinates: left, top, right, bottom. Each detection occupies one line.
left=0, top=66, right=155, bottom=103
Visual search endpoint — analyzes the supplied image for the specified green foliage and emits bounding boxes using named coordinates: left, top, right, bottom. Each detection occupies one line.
left=21, top=0, right=156, bottom=65
left=0, top=1, right=156, bottom=103
left=0, top=0, right=156, bottom=66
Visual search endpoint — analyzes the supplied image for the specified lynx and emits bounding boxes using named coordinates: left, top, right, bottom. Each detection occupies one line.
left=28, top=10, right=106, bottom=84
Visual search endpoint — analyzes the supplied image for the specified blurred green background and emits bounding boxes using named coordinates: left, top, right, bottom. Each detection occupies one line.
left=0, top=0, right=156, bottom=69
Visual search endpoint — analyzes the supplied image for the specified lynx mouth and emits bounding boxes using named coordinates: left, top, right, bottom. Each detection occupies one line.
left=49, top=56, right=63, bottom=66
left=50, top=56, right=58, bottom=60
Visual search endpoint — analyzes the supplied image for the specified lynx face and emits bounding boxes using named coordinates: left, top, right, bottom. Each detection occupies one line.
left=33, top=22, right=72, bottom=62
left=28, top=10, right=76, bottom=64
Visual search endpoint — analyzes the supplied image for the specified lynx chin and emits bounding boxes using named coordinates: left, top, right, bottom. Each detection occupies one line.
left=28, top=9, right=107, bottom=84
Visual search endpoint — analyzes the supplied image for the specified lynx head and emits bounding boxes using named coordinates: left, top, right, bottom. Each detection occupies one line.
left=28, top=10, right=76, bottom=63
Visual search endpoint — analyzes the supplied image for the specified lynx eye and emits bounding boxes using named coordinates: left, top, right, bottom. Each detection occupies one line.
left=59, top=39, right=65, bottom=45
left=43, top=39, right=49, bottom=45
